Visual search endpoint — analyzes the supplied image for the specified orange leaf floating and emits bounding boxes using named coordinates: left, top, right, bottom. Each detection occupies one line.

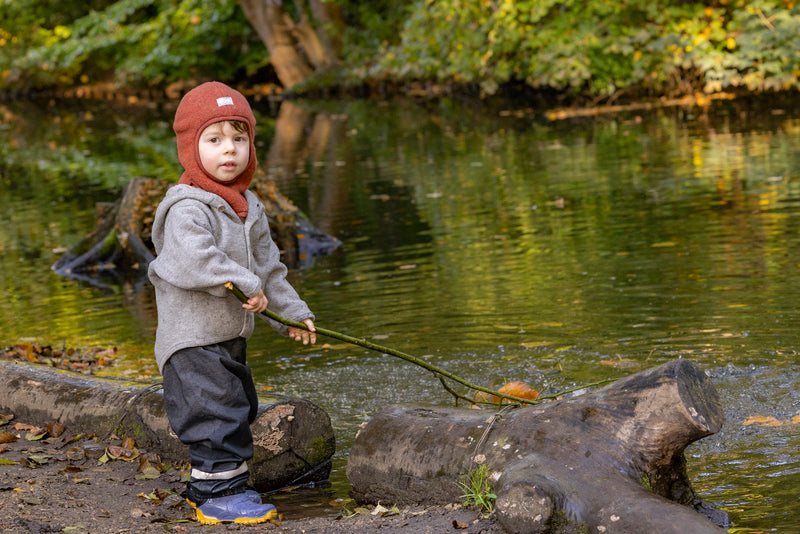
left=474, top=381, right=539, bottom=404
left=742, top=415, right=782, bottom=427
left=497, top=381, right=539, bottom=401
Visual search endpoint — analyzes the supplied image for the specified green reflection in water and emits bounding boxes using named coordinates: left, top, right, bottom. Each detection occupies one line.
left=2, top=95, right=800, bottom=530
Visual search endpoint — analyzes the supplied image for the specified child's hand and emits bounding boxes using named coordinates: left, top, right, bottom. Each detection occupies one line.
left=289, top=319, right=316, bottom=345
left=243, top=290, right=269, bottom=313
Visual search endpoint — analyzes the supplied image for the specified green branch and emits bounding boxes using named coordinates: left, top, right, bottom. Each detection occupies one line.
left=226, top=282, right=611, bottom=406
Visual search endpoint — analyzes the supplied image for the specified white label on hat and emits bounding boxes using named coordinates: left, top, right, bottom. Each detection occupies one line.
left=216, top=96, right=234, bottom=107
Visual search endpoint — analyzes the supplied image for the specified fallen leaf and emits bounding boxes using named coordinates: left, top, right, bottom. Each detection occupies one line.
left=497, top=381, right=539, bottom=401
left=24, top=344, right=39, bottom=363
left=65, top=447, right=85, bottom=462
left=153, top=488, right=173, bottom=500
left=21, top=454, right=52, bottom=467
left=46, top=420, right=66, bottom=437
left=135, top=463, right=162, bottom=480
left=453, top=519, right=469, bottom=529
left=163, top=493, right=186, bottom=508
left=475, top=381, right=539, bottom=404
left=106, top=444, right=140, bottom=462
left=371, top=503, right=389, bottom=515
left=791, top=414, right=800, bottom=424
left=743, top=415, right=782, bottom=427
left=25, top=430, right=48, bottom=441
left=0, top=432, right=18, bottom=444
left=14, top=423, right=43, bottom=433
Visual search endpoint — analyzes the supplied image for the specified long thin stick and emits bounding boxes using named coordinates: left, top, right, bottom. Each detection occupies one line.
left=226, top=282, right=610, bottom=405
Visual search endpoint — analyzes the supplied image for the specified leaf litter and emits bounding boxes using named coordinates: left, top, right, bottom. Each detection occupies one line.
left=0, top=343, right=117, bottom=374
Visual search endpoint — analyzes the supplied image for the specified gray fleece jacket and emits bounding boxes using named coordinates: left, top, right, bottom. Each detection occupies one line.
left=148, top=184, right=313, bottom=372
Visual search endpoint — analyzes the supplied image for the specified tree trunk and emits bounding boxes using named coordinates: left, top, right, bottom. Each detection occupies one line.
left=239, top=0, right=315, bottom=89
left=289, top=11, right=331, bottom=70
left=0, top=361, right=335, bottom=492
left=307, top=0, right=344, bottom=58
left=347, top=359, right=730, bottom=533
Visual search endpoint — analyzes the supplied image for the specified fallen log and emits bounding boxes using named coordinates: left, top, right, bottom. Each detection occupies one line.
left=347, top=359, right=729, bottom=533
left=0, top=361, right=335, bottom=491
left=52, top=174, right=340, bottom=287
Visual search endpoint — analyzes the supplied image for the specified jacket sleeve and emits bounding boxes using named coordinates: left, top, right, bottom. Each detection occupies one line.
left=251, top=215, right=314, bottom=334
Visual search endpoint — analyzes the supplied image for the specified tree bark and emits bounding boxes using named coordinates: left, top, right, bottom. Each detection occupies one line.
left=307, top=0, right=344, bottom=58
left=0, top=361, right=335, bottom=491
left=288, top=11, right=330, bottom=70
left=347, top=359, right=730, bottom=533
left=239, top=0, right=315, bottom=89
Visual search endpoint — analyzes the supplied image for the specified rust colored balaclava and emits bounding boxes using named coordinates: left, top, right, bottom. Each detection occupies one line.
left=173, top=81, right=257, bottom=218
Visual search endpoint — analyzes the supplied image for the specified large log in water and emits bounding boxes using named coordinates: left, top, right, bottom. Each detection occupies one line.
left=347, top=359, right=729, bottom=533
left=0, top=361, right=335, bottom=491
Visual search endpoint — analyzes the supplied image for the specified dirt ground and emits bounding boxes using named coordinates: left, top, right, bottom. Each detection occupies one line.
left=0, top=347, right=504, bottom=534
left=0, top=416, right=503, bottom=534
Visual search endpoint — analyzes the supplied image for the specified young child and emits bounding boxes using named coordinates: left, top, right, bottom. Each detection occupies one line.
left=148, top=81, right=316, bottom=525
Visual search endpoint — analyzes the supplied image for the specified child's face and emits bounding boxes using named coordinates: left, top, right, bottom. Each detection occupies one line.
left=198, top=121, right=250, bottom=183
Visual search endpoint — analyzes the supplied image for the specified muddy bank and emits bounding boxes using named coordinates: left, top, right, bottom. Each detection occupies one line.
left=0, top=415, right=501, bottom=533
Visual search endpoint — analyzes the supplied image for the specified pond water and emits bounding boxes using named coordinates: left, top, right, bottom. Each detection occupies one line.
left=2, top=93, right=799, bottom=532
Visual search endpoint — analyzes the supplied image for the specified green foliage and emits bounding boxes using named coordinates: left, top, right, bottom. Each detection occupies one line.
left=458, top=464, right=496, bottom=513
left=371, top=0, right=800, bottom=97
left=2, top=0, right=800, bottom=98
left=0, top=0, right=268, bottom=90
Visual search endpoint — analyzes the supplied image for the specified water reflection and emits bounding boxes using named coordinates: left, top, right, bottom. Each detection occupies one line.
left=2, top=95, right=800, bottom=530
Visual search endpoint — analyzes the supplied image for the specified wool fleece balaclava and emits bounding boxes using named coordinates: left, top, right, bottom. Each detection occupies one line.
left=173, top=81, right=257, bottom=218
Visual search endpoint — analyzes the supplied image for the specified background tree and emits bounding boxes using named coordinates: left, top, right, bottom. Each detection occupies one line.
left=1, top=0, right=800, bottom=100
left=238, top=0, right=343, bottom=89
left=0, top=0, right=269, bottom=90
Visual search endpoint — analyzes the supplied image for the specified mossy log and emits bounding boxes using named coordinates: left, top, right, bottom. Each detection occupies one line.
left=0, top=361, right=335, bottom=491
left=347, top=359, right=729, bottom=534
left=52, top=174, right=340, bottom=286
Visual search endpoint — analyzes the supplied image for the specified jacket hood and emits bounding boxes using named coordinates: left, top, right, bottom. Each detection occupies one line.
left=173, top=81, right=257, bottom=218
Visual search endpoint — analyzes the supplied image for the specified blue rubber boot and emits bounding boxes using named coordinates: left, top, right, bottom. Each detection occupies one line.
left=244, top=489, right=261, bottom=503
left=189, top=492, right=277, bottom=525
